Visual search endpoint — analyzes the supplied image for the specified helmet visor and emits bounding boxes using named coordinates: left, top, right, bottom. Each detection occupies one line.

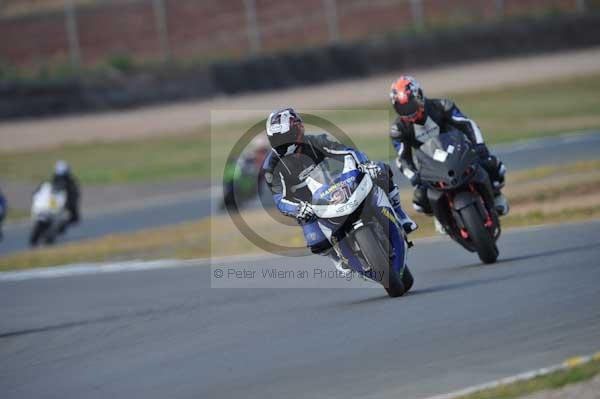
left=269, top=132, right=296, bottom=152
left=393, top=98, right=420, bottom=118
left=269, top=123, right=303, bottom=154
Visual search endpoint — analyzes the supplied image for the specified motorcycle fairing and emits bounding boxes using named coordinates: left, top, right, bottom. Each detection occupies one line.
left=305, top=155, right=407, bottom=282
left=323, top=186, right=407, bottom=279
left=311, top=169, right=361, bottom=205
left=416, top=130, right=479, bottom=189
left=309, top=172, right=372, bottom=218
left=427, top=166, right=500, bottom=250
left=374, top=184, right=400, bottom=226
left=32, top=182, right=67, bottom=220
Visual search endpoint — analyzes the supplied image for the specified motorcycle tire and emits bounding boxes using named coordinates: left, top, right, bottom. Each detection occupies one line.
left=30, top=221, right=49, bottom=247
left=461, top=204, right=499, bottom=264
left=222, top=189, right=239, bottom=212
left=353, top=226, right=406, bottom=298
left=401, top=266, right=414, bottom=293
left=45, top=233, right=56, bottom=245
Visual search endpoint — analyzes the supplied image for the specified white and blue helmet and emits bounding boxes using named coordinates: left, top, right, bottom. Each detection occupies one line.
left=266, top=107, right=304, bottom=156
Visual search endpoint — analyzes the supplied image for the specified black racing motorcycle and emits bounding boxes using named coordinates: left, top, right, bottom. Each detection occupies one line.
left=415, top=129, right=500, bottom=263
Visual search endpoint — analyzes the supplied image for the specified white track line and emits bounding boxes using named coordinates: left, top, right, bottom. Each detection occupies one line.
left=0, top=259, right=197, bottom=282
left=0, top=252, right=285, bottom=282
left=423, top=351, right=600, bottom=399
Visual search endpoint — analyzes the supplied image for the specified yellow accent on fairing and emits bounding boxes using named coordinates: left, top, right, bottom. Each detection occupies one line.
left=380, top=207, right=398, bottom=225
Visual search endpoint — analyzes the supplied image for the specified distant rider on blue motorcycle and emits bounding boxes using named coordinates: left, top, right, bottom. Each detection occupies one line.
left=262, top=107, right=416, bottom=272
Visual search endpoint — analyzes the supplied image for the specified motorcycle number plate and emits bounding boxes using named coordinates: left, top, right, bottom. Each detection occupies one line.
left=331, top=185, right=352, bottom=205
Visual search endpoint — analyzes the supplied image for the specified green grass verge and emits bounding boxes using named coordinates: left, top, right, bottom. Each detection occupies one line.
left=1, top=73, right=600, bottom=185
left=455, top=356, right=600, bottom=399
left=5, top=208, right=30, bottom=222
left=0, top=206, right=598, bottom=272
left=509, top=159, right=600, bottom=184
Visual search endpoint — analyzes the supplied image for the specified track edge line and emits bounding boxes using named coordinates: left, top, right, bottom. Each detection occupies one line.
left=421, top=350, right=600, bottom=399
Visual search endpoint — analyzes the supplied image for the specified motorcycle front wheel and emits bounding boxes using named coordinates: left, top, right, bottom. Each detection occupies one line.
left=353, top=225, right=410, bottom=298
left=30, top=220, right=50, bottom=247
left=461, top=204, right=499, bottom=264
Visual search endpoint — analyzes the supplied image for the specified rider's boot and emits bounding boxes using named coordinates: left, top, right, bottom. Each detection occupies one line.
left=494, top=192, right=510, bottom=216
left=329, top=249, right=376, bottom=283
left=328, top=250, right=351, bottom=276
left=492, top=173, right=509, bottom=216
left=488, top=158, right=510, bottom=216
left=389, top=186, right=418, bottom=235
left=434, top=218, right=447, bottom=235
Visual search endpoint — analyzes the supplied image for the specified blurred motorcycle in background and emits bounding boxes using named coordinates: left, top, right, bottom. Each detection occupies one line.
left=0, top=188, right=6, bottom=242
left=222, top=137, right=269, bottom=212
left=30, top=182, right=70, bottom=247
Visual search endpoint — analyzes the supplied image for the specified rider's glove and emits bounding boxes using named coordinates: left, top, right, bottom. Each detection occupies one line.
left=396, top=157, right=420, bottom=186
left=474, top=144, right=490, bottom=160
left=359, top=162, right=382, bottom=180
left=296, top=201, right=316, bottom=222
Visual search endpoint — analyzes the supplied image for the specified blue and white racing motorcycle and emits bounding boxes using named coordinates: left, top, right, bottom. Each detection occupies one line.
left=305, top=155, right=414, bottom=297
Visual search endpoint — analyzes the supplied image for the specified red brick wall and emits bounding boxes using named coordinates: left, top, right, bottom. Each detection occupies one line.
left=338, top=0, right=413, bottom=41
left=0, top=0, right=585, bottom=69
left=165, top=0, right=249, bottom=58
left=255, top=0, right=328, bottom=51
left=504, top=0, right=580, bottom=15
left=77, top=1, right=160, bottom=64
left=423, top=0, right=497, bottom=24
left=0, top=11, right=69, bottom=66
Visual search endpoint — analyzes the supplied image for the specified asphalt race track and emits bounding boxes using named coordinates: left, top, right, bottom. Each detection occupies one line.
left=1, top=220, right=600, bottom=399
left=1, top=132, right=599, bottom=256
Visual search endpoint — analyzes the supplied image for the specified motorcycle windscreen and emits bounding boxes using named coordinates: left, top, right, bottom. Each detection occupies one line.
left=415, top=130, right=478, bottom=186
left=306, top=156, right=362, bottom=206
